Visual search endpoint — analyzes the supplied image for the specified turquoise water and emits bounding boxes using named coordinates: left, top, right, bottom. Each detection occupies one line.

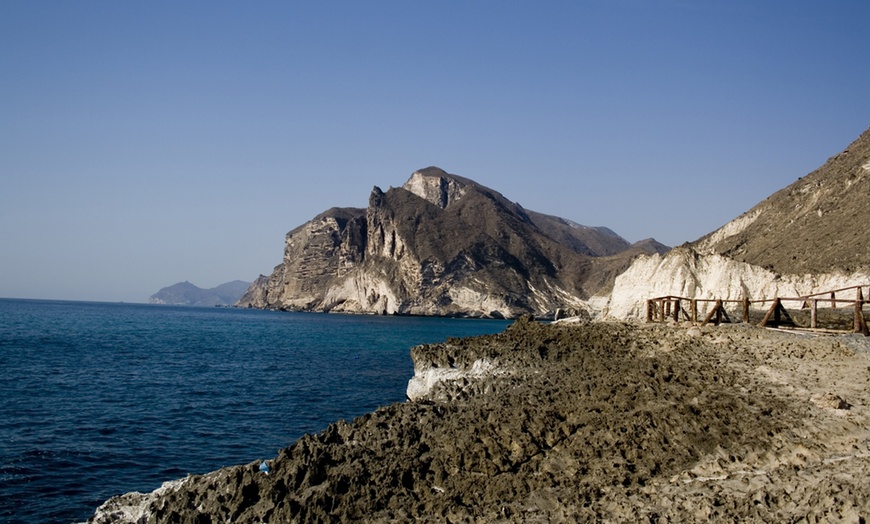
left=0, top=299, right=510, bottom=523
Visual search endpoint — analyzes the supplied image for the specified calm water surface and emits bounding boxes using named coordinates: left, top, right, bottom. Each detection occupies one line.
left=0, top=299, right=510, bottom=523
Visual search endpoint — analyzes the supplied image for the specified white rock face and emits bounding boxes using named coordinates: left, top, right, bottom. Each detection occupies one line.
left=402, top=168, right=468, bottom=209
left=322, top=273, right=401, bottom=314
left=447, top=286, right=512, bottom=318
left=694, top=209, right=761, bottom=253
left=406, top=358, right=499, bottom=402
left=599, top=247, right=870, bottom=320
left=85, top=477, right=192, bottom=524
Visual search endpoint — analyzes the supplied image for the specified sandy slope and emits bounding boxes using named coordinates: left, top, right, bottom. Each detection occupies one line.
left=88, top=319, right=870, bottom=523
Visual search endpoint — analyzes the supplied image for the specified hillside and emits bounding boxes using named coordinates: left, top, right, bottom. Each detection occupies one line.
left=603, top=125, right=870, bottom=319
left=695, top=126, right=870, bottom=275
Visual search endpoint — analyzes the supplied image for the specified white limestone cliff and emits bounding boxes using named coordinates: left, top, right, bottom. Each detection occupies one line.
left=598, top=247, right=870, bottom=320
left=591, top=126, right=870, bottom=321
left=402, top=167, right=468, bottom=209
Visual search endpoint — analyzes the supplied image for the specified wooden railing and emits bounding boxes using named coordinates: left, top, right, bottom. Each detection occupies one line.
left=646, top=285, right=869, bottom=335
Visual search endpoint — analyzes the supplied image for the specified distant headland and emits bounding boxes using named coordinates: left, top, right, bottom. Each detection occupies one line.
left=149, top=280, right=250, bottom=307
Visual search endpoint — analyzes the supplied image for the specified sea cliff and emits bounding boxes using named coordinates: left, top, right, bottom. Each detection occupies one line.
left=236, top=167, right=665, bottom=319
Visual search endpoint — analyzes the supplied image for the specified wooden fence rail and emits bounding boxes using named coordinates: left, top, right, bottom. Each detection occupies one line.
left=645, top=285, right=869, bottom=335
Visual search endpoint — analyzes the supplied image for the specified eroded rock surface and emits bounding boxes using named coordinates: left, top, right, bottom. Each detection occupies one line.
left=89, top=319, right=870, bottom=522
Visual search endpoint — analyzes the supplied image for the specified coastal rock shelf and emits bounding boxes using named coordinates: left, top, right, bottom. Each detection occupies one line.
left=89, top=319, right=870, bottom=522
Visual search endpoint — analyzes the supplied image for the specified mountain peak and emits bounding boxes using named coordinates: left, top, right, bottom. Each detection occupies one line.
left=411, top=166, right=450, bottom=178
left=402, top=167, right=470, bottom=209
left=238, top=167, right=648, bottom=318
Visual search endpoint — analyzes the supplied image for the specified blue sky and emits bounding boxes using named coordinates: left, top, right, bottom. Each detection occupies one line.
left=2, top=1, right=868, bottom=302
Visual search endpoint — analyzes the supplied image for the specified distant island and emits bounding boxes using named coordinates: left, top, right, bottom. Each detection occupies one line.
left=149, top=280, right=251, bottom=307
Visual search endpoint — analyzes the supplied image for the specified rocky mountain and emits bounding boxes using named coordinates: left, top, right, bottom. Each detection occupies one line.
left=238, top=167, right=667, bottom=318
left=150, top=280, right=251, bottom=307
left=694, top=126, right=870, bottom=275
left=601, top=126, right=870, bottom=318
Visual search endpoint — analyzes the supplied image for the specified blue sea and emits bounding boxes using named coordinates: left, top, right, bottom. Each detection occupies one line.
left=0, top=299, right=510, bottom=524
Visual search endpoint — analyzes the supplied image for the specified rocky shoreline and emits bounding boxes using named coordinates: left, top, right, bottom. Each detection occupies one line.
left=88, top=318, right=870, bottom=522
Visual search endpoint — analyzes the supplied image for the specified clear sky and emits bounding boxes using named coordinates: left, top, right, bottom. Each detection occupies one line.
left=2, top=1, right=868, bottom=303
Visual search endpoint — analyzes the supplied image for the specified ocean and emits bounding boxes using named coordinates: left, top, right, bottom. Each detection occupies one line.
left=0, top=299, right=511, bottom=524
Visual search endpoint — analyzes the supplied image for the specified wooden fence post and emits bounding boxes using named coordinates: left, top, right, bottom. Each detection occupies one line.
left=691, top=299, right=698, bottom=324
left=811, top=299, right=818, bottom=329
left=759, top=297, right=795, bottom=328
left=702, top=299, right=723, bottom=326
left=742, top=297, right=750, bottom=323
left=673, top=299, right=681, bottom=322
left=759, top=298, right=780, bottom=328
left=855, top=288, right=869, bottom=336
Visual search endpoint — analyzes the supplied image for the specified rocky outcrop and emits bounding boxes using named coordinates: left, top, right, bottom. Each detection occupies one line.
left=238, top=167, right=659, bottom=319
left=598, top=126, right=870, bottom=319
left=87, top=319, right=870, bottom=522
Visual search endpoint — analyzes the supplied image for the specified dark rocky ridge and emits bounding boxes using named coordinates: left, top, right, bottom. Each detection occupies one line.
left=237, top=167, right=667, bottom=318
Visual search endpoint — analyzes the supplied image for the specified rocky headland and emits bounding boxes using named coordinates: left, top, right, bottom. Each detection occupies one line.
left=237, top=167, right=666, bottom=319
left=88, top=318, right=870, bottom=522
left=238, top=128, right=870, bottom=323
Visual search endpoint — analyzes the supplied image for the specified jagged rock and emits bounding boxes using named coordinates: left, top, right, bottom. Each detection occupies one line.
left=238, top=167, right=660, bottom=319
left=86, top=320, right=870, bottom=522
left=811, top=392, right=851, bottom=410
